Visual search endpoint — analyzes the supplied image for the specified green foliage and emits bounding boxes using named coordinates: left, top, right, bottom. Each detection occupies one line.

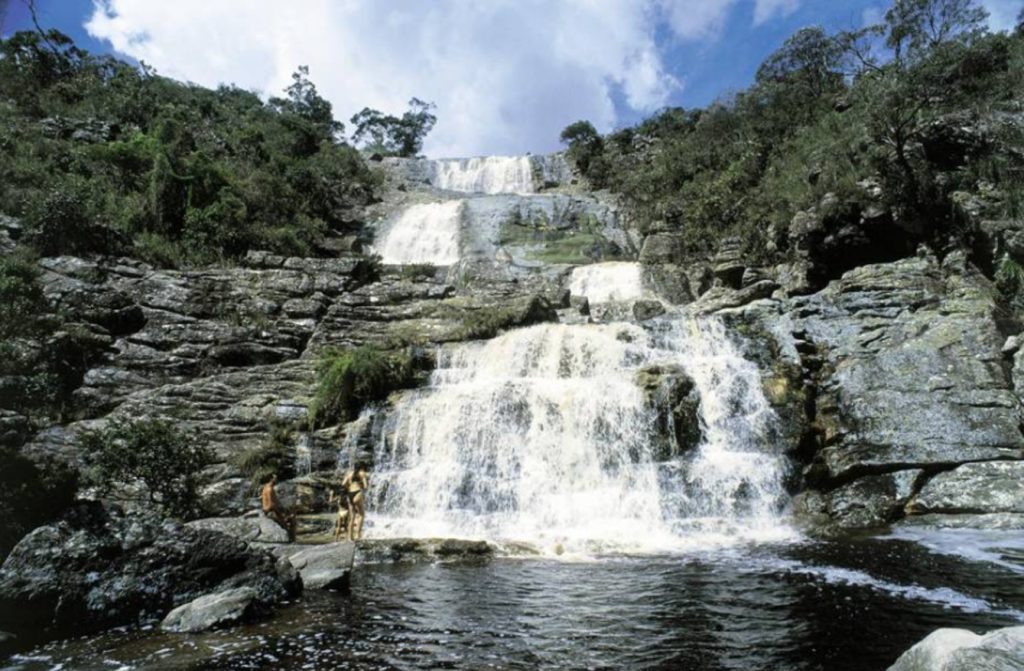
left=234, top=420, right=296, bottom=489
left=563, top=0, right=1022, bottom=264
left=0, top=444, right=78, bottom=559
left=79, top=418, right=214, bottom=519
left=310, top=346, right=416, bottom=427
left=350, top=98, right=437, bottom=157
left=399, top=263, right=438, bottom=280
left=560, top=120, right=606, bottom=184
left=996, top=255, right=1024, bottom=312
left=0, top=33, right=381, bottom=266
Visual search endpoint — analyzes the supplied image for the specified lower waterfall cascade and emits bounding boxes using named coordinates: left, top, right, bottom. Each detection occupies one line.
left=367, top=315, right=793, bottom=553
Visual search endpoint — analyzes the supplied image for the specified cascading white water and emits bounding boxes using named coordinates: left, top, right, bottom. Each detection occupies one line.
left=432, top=156, right=535, bottom=194
left=369, top=317, right=792, bottom=552
left=568, top=262, right=645, bottom=304
left=375, top=201, right=462, bottom=265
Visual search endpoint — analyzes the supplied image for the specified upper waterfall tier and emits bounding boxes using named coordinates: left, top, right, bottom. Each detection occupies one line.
left=368, top=317, right=792, bottom=552
left=431, top=156, right=535, bottom=194
left=568, top=262, right=645, bottom=304
left=373, top=201, right=463, bottom=265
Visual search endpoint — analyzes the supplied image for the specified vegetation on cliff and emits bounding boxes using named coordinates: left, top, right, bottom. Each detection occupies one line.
left=0, top=30, right=380, bottom=266
left=561, top=0, right=1024, bottom=274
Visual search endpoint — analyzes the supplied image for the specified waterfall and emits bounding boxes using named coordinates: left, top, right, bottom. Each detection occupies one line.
left=431, top=156, right=535, bottom=194
left=369, top=317, right=792, bottom=552
left=568, top=262, right=645, bottom=304
left=375, top=201, right=462, bottom=265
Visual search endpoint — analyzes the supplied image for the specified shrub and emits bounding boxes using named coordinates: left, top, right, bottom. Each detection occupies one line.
left=79, top=418, right=214, bottom=519
left=399, top=263, right=437, bottom=280
left=310, top=346, right=415, bottom=427
left=234, top=420, right=297, bottom=489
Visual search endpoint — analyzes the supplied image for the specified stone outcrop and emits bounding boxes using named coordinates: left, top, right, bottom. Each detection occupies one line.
left=887, top=625, right=1024, bottom=671
left=160, top=586, right=260, bottom=633
left=275, top=542, right=355, bottom=590
left=700, top=252, right=1024, bottom=531
left=0, top=502, right=300, bottom=647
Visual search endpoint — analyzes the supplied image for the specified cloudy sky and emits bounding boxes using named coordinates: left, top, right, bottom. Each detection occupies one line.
left=3, top=0, right=1021, bottom=157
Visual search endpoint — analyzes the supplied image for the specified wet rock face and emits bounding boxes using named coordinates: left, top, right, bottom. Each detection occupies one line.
left=790, top=256, right=1023, bottom=482
left=0, top=502, right=300, bottom=646
left=705, top=253, right=1024, bottom=532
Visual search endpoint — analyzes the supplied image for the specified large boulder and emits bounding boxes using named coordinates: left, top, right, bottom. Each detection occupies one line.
left=275, top=542, right=355, bottom=590
left=160, top=586, right=259, bottom=633
left=0, top=502, right=300, bottom=647
left=888, top=625, right=1024, bottom=671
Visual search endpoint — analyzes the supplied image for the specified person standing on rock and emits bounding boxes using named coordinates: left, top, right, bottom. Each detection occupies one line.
left=327, top=475, right=350, bottom=542
left=261, top=473, right=296, bottom=542
left=341, top=463, right=369, bottom=540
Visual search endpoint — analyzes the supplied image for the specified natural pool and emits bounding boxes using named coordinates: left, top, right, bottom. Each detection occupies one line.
left=7, top=529, right=1023, bottom=671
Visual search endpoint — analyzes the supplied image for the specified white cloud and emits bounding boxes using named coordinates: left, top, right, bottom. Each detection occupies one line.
left=86, top=0, right=691, bottom=157
left=84, top=0, right=810, bottom=157
left=979, top=0, right=1023, bottom=32
left=753, top=0, right=801, bottom=26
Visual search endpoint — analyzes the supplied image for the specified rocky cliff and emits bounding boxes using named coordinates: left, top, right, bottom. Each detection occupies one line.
left=6, top=152, right=1024, bottom=534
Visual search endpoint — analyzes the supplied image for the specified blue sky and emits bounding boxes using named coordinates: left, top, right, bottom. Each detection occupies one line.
left=3, top=0, right=1021, bottom=156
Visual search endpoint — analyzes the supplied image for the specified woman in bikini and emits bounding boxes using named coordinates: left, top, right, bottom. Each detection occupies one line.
left=341, top=463, right=369, bottom=540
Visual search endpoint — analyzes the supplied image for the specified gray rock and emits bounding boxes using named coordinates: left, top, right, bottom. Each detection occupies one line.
left=160, top=587, right=259, bottom=633
left=907, top=462, right=1024, bottom=515
left=282, top=542, right=355, bottom=590
left=821, top=470, right=922, bottom=529
left=895, top=513, right=1024, bottom=530
left=887, top=625, right=1024, bottom=671
left=0, top=502, right=300, bottom=646
left=188, top=514, right=292, bottom=544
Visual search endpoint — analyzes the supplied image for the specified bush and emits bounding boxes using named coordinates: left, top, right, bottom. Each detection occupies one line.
left=234, top=420, right=297, bottom=489
left=79, top=418, right=214, bottom=519
left=310, top=346, right=416, bottom=427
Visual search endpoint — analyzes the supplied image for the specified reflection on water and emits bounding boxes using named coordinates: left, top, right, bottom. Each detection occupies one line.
left=8, top=534, right=1024, bottom=671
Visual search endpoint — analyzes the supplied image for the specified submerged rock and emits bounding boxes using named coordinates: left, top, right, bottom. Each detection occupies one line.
left=0, top=502, right=300, bottom=647
left=160, top=587, right=259, bottom=633
left=356, top=538, right=495, bottom=564
left=887, top=625, right=1024, bottom=671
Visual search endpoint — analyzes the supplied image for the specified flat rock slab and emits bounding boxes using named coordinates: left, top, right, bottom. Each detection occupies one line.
left=281, top=542, right=355, bottom=590
left=188, top=514, right=291, bottom=544
left=888, top=625, right=1024, bottom=670
left=161, top=587, right=259, bottom=633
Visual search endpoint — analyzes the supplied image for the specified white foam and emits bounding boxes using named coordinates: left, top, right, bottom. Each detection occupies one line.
left=375, top=201, right=462, bottom=265
left=568, top=262, right=645, bottom=304
left=368, top=317, right=793, bottom=553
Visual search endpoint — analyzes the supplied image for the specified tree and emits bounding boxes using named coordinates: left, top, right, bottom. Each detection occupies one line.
left=350, top=98, right=437, bottom=157
left=559, top=120, right=606, bottom=184
left=270, top=66, right=343, bottom=139
left=80, top=418, right=214, bottom=519
left=884, top=0, right=988, bottom=62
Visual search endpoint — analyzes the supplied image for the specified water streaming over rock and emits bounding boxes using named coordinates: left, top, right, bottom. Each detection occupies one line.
left=568, top=262, right=645, bottom=304
left=431, top=156, right=535, bottom=194
left=369, top=316, right=792, bottom=552
left=375, top=201, right=463, bottom=265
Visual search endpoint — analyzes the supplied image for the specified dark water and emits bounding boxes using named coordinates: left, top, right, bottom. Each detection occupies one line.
left=5, top=531, right=1024, bottom=671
